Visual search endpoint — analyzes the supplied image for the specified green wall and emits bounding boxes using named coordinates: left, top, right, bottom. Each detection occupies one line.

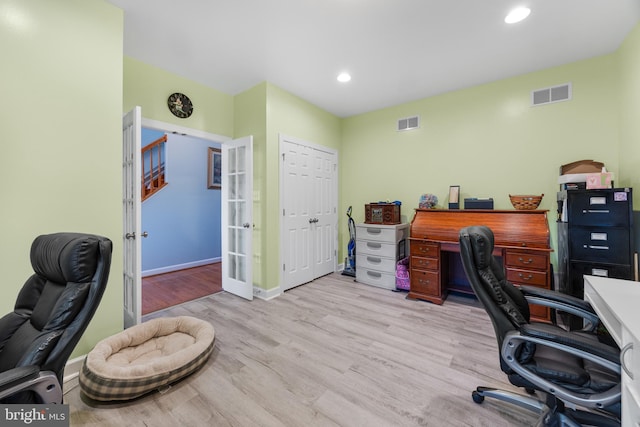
left=233, top=83, right=342, bottom=291
left=341, top=53, right=624, bottom=265
left=618, top=23, right=640, bottom=204
left=124, top=57, right=234, bottom=137
left=0, top=0, right=123, bottom=356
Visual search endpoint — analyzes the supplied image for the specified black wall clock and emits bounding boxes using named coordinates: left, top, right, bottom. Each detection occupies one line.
left=167, top=92, right=193, bottom=118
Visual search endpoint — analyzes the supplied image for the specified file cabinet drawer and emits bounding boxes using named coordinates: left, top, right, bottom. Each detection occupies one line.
left=569, top=228, right=631, bottom=264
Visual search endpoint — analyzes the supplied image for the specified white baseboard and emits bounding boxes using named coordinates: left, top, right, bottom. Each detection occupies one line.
left=142, top=258, right=221, bottom=277
left=253, top=286, right=280, bottom=300
left=63, top=354, right=86, bottom=385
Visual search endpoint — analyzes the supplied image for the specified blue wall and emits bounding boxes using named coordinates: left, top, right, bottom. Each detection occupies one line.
left=141, top=128, right=222, bottom=273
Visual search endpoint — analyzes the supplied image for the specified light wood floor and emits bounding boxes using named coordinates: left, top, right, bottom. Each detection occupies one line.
left=66, top=273, right=538, bottom=426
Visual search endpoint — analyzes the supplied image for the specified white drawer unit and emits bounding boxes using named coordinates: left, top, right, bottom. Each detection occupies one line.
left=355, top=223, right=409, bottom=290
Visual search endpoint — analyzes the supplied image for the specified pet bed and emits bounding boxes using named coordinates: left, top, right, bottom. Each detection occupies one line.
left=79, top=316, right=215, bottom=401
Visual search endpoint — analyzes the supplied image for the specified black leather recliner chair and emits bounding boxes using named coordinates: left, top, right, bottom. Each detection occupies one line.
left=459, top=225, right=621, bottom=426
left=0, top=232, right=112, bottom=404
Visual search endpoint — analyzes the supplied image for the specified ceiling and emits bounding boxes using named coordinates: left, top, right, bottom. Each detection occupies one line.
left=106, top=0, right=640, bottom=118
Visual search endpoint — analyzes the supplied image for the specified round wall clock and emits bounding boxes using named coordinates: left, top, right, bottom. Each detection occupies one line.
left=167, top=92, right=193, bottom=118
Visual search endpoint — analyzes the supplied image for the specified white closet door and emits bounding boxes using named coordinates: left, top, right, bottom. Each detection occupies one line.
left=282, top=140, right=314, bottom=290
left=311, top=148, right=337, bottom=278
left=281, top=135, right=337, bottom=292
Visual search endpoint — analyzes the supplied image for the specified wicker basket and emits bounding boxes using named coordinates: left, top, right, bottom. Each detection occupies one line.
left=509, top=194, right=543, bottom=210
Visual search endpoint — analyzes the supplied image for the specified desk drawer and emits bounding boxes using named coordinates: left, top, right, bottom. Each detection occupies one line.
left=505, top=251, right=548, bottom=270
left=411, top=256, right=438, bottom=271
left=506, top=268, right=547, bottom=287
left=356, top=254, right=397, bottom=272
left=410, top=269, right=440, bottom=296
left=410, top=240, right=439, bottom=258
left=358, top=240, right=397, bottom=258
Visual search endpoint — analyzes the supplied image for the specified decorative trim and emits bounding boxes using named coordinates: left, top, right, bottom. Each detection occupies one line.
left=253, top=286, right=280, bottom=300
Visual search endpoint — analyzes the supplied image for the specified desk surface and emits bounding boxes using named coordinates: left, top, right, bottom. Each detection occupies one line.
left=584, top=275, right=640, bottom=345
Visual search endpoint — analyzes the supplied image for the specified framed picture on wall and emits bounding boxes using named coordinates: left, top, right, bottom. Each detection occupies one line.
left=207, top=147, right=221, bottom=189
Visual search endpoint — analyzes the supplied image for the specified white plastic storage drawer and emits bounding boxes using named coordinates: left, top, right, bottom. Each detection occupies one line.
left=356, top=267, right=396, bottom=290
left=356, top=254, right=398, bottom=272
left=357, top=240, right=397, bottom=258
left=356, top=224, right=408, bottom=243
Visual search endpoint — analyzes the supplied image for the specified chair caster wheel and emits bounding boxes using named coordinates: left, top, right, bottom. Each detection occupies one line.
left=472, top=391, right=484, bottom=404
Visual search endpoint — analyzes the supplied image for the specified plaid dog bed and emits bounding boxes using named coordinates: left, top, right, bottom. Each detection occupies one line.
left=79, top=316, right=215, bottom=401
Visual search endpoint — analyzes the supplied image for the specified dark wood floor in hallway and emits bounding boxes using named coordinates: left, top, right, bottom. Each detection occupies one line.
left=142, top=263, right=222, bottom=315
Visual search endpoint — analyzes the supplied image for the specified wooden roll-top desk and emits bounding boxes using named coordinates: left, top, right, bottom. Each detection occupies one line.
left=409, top=209, right=552, bottom=321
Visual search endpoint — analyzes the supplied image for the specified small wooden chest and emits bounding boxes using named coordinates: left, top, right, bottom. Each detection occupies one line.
left=365, top=203, right=401, bottom=224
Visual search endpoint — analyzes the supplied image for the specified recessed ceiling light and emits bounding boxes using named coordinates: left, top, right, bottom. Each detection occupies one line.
left=505, top=7, right=531, bottom=24
left=337, top=72, right=351, bottom=83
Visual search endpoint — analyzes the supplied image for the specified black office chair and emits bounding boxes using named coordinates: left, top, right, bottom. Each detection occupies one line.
left=0, top=232, right=112, bottom=404
left=459, top=225, right=621, bottom=427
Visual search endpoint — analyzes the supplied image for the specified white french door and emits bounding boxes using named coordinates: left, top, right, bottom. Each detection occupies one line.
left=281, top=135, right=337, bottom=291
left=221, top=136, right=254, bottom=300
left=123, top=107, right=142, bottom=328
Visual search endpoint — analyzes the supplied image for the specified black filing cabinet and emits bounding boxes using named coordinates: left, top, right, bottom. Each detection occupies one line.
left=557, top=188, right=634, bottom=328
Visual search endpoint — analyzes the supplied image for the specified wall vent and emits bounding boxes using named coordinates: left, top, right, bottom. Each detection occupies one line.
left=531, top=83, right=572, bottom=106
left=397, top=115, right=420, bottom=131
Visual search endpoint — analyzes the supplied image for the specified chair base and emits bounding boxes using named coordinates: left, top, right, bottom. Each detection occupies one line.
left=472, top=386, right=620, bottom=427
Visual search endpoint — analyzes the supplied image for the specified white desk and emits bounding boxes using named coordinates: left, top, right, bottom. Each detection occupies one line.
left=584, top=275, right=640, bottom=427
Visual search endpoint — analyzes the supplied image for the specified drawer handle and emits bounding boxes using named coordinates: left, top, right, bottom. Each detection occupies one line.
left=419, top=246, right=431, bottom=253
left=518, top=273, right=533, bottom=281
left=367, top=256, right=381, bottom=264
left=366, top=228, right=382, bottom=235
left=621, top=343, right=634, bottom=380
left=583, top=209, right=610, bottom=214
left=367, top=242, right=382, bottom=249
left=584, top=245, right=609, bottom=250
left=367, top=271, right=382, bottom=279
left=418, top=279, right=431, bottom=285
left=518, top=257, right=533, bottom=264
left=419, top=260, right=431, bottom=266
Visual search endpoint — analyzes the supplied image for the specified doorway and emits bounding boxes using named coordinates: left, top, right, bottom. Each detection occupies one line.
left=140, top=128, right=223, bottom=313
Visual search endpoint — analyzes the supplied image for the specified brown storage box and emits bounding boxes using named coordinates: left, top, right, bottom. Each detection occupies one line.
left=365, top=203, right=401, bottom=224
left=560, top=159, right=604, bottom=175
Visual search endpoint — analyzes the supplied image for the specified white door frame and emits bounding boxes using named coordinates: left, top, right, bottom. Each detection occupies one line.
left=279, top=133, right=338, bottom=293
left=123, top=116, right=233, bottom=325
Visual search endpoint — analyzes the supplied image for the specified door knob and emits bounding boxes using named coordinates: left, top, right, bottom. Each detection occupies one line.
left=125, top=231, right=149, bottom=239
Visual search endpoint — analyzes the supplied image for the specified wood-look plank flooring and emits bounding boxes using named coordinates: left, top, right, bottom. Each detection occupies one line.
left=142, top=263, right=222, bottom=315
left=66, top=273, right=538, bottom=427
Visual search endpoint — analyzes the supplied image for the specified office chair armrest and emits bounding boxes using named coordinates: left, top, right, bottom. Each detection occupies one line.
left=0, top=366, right=62, bottom=403
left=520, top=323, right=619, bottom=363
left=519, top=285, right=599, bottom=331
left=0, top=365, right=39, bottom=391
left=502, top=328, right=621, bottom=410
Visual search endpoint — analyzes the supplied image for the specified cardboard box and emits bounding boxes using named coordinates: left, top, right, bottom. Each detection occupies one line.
left=560, top=160, right=604, bottom=175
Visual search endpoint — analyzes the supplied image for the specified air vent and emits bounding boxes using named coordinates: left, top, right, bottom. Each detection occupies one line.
left=531, top=83, right=572, bottom=106
left=397, top=115, right=420, bottom=131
